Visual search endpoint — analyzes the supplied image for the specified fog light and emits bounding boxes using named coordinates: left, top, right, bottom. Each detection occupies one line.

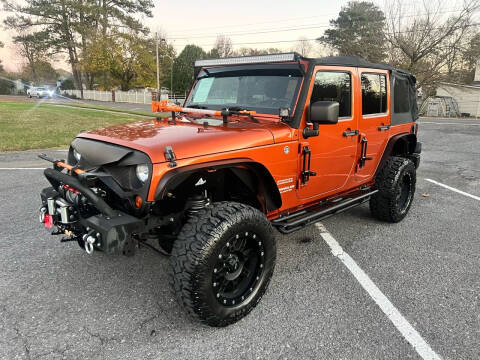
left=135, top=195, right=143, bottom=208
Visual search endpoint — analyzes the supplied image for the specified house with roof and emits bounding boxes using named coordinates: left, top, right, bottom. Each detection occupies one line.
left=433, top=61, right=480, bottom=118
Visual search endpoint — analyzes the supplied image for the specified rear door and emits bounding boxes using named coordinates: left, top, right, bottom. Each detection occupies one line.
left=355, top=69, right=390, bottom=182
left=296, top=66, right=359, bottom=200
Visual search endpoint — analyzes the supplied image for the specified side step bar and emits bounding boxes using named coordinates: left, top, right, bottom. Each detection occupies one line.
left=272, top=190, right=378, bottom=234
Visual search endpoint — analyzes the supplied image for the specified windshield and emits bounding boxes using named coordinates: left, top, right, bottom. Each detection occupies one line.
left=185, top=69, right=302, bottom=115
left=37, top=88, right=45, bottom=91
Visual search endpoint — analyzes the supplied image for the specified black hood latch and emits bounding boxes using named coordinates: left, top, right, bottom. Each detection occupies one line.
left=164, top=146, right=177, bottom=168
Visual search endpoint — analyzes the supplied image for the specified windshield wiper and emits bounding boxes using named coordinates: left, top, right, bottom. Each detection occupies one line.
left=187, top=104, right=209, bottom=109
left=222, top=106, right=248, bottom=112
left=221, top=107, right=259, bottom=123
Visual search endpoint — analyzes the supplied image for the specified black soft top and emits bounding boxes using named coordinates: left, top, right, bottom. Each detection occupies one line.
left=194, top=52, right=414, bottom=78
left=193, top=52, right=417, bottom=127
left=313, top=56, right=396, bottom=71
left=311, top=55, right=415, bottom=79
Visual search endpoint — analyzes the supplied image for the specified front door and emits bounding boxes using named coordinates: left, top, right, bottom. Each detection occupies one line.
left=297, top=67, right=359, bottom=200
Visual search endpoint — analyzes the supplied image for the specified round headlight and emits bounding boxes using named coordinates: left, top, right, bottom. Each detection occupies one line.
left=136, top=164, right=149, bottom=183
left=73, top=148, right=81, bottom=161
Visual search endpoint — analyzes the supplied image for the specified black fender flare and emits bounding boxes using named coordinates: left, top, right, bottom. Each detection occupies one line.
left=153, top=158, right=282, bottom=212
left=375, top=133, right=418, bottom=177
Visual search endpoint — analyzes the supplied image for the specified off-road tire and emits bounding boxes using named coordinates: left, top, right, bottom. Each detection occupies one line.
left=169, top=201, right=276, bottom=327
left=370, top=156, right=416, bottom=223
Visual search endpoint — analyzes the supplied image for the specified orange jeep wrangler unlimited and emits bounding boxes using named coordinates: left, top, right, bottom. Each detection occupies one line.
left=39, top=53, right=421, bottom=326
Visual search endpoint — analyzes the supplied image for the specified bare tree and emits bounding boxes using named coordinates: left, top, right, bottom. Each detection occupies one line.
left=210, top=35, right=234, bottom=58
left=293, top=37, right=313, bottom=57
left=385, top=0, right=480, bottom=94
left=234, top=47, right=282, bottom=56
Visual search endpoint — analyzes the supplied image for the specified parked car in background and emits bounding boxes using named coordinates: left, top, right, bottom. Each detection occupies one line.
left=28, top=87, right=55, bottom=98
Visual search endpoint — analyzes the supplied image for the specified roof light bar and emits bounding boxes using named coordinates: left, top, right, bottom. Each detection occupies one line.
left=194, top=53, right=298, bottom=68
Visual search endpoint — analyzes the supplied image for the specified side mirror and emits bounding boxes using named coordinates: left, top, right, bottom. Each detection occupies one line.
left=303, top=101, right=339, bottom=138
left=311, top=101, right=339, bottom=124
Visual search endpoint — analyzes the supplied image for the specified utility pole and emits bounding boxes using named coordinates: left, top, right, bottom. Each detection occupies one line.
left=170, top=58, right=174, bottom=98
left=155, top=32, right=160, bottom=101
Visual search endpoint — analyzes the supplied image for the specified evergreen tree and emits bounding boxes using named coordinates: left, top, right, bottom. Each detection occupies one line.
left=318, top=1, right=387, bottom=63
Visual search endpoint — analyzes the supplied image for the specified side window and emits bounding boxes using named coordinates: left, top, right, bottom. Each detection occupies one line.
left=311, top=71, right=351, bottom=117
left=361, top=73, right=387, bottom=115
left=394, top=78, right=410, bottom=113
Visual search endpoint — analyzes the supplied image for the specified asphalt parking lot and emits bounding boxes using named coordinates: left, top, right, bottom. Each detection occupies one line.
left=0, top=116, right=479, bottom=359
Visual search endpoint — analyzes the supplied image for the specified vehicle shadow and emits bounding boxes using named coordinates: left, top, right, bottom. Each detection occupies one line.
left=47, top=227, right=333, bottom=333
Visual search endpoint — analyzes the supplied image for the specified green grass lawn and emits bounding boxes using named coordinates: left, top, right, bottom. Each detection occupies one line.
left=0, top=101, right=154, bottom=151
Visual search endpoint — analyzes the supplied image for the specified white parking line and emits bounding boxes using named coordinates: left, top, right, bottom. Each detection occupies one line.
left=315, top=223, right=442, bottom=360
left=425, top=178, right=480, bottom=201
left=419, top=121, right=480, bottom=126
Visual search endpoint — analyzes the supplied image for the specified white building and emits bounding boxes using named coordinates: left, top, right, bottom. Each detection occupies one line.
left=436, top=60, right=480, bottom=117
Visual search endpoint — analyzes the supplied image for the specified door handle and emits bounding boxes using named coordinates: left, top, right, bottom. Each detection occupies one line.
left=343, top=129, right=359, bottom=137
left=378, top=125, right=390, bottom=131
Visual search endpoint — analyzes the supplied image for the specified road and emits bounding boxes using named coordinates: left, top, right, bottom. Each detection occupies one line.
left=0, top=94, right=154, bottom=113
left=0, top=117, right=478, bottom=359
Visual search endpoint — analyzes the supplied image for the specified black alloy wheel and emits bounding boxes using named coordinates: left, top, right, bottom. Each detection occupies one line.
left=169, top=201, right=276, bottom=327
left=212, top=231, right=265, bottom=307
left=396, top=172, right=414, bottom=215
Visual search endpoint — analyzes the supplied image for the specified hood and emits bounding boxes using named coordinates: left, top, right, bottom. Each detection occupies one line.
left=78, top=116, right=293, bottom=163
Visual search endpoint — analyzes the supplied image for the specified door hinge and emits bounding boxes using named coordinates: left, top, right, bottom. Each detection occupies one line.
left=301, top=146, right=316, bottom=184
left=359, top=137, right=373, bottom=169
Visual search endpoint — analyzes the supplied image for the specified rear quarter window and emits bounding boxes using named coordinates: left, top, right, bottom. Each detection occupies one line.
left=394, top=78, right=410, bottom=113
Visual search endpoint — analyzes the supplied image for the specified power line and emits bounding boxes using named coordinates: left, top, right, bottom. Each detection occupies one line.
left=168, top=24, right=332, bottom=40
left=166, top=15, right=334, bottom=34
left=167, top=6, right=465, bottom=35
left=169, top=23, right=480, bottom=48
left=166, top=7, right=467, bottom=39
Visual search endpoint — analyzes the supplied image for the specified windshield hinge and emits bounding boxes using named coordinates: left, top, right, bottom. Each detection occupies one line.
left=164, top=146, right=177, bottom=168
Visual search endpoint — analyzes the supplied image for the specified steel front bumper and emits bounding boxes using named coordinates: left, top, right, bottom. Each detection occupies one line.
left=40, top=169, right=143, bottom=255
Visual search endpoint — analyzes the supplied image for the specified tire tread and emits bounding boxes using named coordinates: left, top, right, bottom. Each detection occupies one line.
left=168, top=201, right=275, bottom=327
left=370, top=156, right=416, bottom=222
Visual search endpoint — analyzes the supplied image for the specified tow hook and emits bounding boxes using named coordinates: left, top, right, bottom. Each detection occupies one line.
left=83, top=233, right=97, bottom=255
left=39, top=207, right=47, bottom=223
